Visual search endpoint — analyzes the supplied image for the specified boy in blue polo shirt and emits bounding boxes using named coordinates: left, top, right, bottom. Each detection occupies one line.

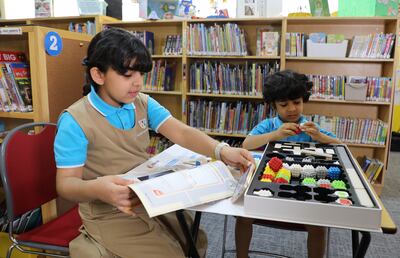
left=55, top=28, right=254, bottom=258
left=236, top=70, right=340, bottom=258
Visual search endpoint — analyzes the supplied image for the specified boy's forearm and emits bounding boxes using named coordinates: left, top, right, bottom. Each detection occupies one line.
left=243, top=131, right=281, bottom=150
left=317, top=134, right=341, bottom=144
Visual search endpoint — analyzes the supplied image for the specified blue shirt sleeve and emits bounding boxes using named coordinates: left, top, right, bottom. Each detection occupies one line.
left=249, top=118, right=273, bottom=135
left=147, top=96, right=171, bottom=132
left=54, top=112, right=88, bottom=168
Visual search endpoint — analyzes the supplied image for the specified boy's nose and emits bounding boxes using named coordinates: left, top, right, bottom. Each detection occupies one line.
left=287, top=103, right=296, bottom=111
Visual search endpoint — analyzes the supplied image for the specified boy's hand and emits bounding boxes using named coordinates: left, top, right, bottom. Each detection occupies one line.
left=220, top=146, right=255, bottom=173
left=94, top=176, right=141, bottom=215
left=276, top=123, right=300, bottom=139
left=300, top=122, right=322, bottom=141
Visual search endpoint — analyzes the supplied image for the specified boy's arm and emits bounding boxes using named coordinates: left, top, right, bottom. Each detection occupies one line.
left=312, top=133, right=341, bottom=144
left=243, top=122, right=299, bottom=150
left=242, top=131, right=281, bottom=150
left=56, top=167, right=138, bottom=214
left=300, top=122, right=341, bottom=144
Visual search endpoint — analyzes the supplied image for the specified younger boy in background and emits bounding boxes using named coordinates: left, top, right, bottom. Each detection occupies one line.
left=236, top=70, right=341, bottom=258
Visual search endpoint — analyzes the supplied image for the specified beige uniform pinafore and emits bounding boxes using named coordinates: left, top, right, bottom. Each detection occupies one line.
left=66, top=93, right=207, bottom=258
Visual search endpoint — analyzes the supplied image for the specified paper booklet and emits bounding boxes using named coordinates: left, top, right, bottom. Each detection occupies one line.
left=122, top=144, right=238, bottom=217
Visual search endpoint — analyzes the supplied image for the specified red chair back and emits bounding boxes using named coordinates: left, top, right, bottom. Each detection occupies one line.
left=0, top=123, right=58, bottom=220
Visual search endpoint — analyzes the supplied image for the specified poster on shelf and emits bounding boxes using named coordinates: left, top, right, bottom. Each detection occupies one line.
left=35, top=0, right=53, bottom=17
left=236, top=0, right=282, bottom=18
left=309, top=0, right=330, bottom=16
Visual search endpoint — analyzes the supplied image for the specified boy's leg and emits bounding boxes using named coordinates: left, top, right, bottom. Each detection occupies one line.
left=235, top=217, right=255, bottom=258
left=305, top=225, right=327, bottom=258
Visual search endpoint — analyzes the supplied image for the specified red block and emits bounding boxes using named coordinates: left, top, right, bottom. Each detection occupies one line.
left=268, top=157, right=283, bottom=172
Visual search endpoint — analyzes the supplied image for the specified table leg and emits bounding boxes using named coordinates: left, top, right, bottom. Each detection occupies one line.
left=352, top=230, right=371, bottom=258
left=191, top=211, right=202, bottom=244
left=176, top=210, right=200, bottom=258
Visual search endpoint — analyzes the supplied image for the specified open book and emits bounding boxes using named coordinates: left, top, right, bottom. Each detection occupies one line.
left=122, top=145, right=238, bottom=217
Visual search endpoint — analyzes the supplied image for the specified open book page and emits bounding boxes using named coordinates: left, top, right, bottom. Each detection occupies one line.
left=123, top=144, right=209, bottom=179
left=128, top=160, right=237, bottom=217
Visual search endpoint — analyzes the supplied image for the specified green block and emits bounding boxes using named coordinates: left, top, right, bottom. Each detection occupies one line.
left=338, top=0, right=398, bottom=17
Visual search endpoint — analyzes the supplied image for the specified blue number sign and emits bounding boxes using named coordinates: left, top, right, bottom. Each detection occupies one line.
left=44, top=31, right=63, bottom=56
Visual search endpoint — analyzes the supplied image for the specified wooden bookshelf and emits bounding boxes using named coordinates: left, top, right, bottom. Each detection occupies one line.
left=186, top=93, right=263, bottom=100
left=102, top=17, right=399, bottom=195
left=103, top=21, right=185, bottom=121
left=0, top=26, right=91, bottom=222
left=286, top=57, right=394, bottom=62
left=286, top=17, right=398, bottom=195
left=0, top=15, right=118, bottom=35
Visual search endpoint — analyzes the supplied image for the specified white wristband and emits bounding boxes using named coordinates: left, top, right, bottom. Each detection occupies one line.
left=214, top=142, right=229, bottom=161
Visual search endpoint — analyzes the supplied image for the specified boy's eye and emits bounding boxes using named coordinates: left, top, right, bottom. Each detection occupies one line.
left=277, top=102, right=287, bottom=107
left=140, top=72, right=145, bottom=76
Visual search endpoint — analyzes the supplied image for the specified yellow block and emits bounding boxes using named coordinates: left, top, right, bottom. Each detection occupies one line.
left=393, top=105, right=400, bottom=132
left=0, top=232, right=37, bottom=258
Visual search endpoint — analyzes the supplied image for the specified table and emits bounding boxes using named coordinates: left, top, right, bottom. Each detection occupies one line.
left=176, top=195, right=397, bottom=258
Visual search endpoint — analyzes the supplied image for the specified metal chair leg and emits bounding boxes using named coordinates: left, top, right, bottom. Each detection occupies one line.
left=7, top=244, right=15, bottom=258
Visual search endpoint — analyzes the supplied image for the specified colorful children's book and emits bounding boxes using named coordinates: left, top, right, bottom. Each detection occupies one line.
left=309, top=32, right=326, bottom=43
left=327, top=34, right=345, bottom=43
left=259, top=31, right=280, bottom=56
left=9, top=63, right=33, bottom=111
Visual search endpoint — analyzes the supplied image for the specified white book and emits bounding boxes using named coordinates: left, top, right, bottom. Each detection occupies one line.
left=122, top=145, right=237, bottom=218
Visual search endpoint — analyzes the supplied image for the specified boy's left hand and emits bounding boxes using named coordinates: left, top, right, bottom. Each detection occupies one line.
left=300, top=122, right=322, bottom=141
left=220, top=146, right=255, bottom=173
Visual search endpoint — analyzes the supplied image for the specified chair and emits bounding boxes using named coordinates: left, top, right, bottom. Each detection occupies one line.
left=0, top=122, right=81, bottom=258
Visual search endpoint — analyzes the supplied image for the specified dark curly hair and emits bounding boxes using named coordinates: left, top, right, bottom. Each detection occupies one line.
left=262, top=70, right=312, bottom=105
left=82, top=27, right=153, bottom=96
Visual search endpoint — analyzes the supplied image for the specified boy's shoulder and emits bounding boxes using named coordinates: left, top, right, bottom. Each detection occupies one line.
left=258, top=116, right=279, bottom=126
left=250, top=117, right=278, bottom=135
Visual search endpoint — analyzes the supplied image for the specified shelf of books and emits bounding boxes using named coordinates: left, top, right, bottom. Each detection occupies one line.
left=103, top=17, right=398, bottom=195
left=285, top=17, right=398, bottom=195
left=0, top=15, right=118, bottom=36
left=102, top=20, right=184, bottom=121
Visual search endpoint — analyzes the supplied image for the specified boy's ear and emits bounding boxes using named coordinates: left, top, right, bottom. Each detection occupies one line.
left=89, top=67, right=105, bottom=85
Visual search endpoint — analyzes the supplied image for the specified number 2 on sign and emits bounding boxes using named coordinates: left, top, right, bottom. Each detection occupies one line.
left=49, top=35, right=58, bottom=51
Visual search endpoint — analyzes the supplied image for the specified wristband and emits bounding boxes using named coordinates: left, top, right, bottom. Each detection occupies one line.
left=214, top=142, right=229, bottom=161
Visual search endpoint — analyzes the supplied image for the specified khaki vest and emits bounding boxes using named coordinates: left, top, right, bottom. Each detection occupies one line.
left=66, top=93, right=150, bottom=221
left=66, top=93, right=150, bottom=180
